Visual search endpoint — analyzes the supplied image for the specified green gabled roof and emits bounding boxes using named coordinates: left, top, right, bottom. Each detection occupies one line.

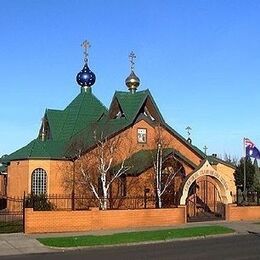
left=66, top=116, right=131, bottom=158
left=112, top=148, right=174, bottom=176
left=111, top=148, right=197, bottom=176
left=114, top=90, right=147, bottom=120
left=46, top=109, right=66, bottom=140
left=6, top=87, right=205, bottom=166
left=64, top=89, right=204, bottom=163
left=6, top=139, right=67, bottom=161
left=59, top=90, right=108, bottom=140
left=111, top=89, right=164, bottom=123
left=45, top=90, right=108, bottom=141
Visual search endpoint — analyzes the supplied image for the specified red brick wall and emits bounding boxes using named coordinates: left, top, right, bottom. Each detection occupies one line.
left=7, top=160, right=29, bottom=197
left=226, top=204, right=260, bottom=221
left=0, top=175, right=6, bottom=195
left=24, top=207, right=186, bottom=234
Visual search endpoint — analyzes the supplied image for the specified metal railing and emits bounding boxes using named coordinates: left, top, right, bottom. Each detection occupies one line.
left=26, top=194, right=157, bottom=211
left=234, top=191, right=260, bottom=206
left=24, top=194, right=177, bottom=211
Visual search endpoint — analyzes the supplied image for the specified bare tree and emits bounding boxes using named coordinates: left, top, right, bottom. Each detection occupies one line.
left=153, top=125, right=184, bottom=208
left=223, top=153, right=239, bottom=166
left=73, top=132, right=132, bottom=210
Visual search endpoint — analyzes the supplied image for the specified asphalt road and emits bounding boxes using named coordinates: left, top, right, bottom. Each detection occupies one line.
left=2, top=234, right=260, bottom=260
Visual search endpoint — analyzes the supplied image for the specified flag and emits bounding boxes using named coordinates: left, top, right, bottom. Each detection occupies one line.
left=245, top=138, right=260, bottom=159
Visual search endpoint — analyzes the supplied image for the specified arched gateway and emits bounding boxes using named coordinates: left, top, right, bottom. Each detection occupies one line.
left=179, top=160, right=232, bottom=222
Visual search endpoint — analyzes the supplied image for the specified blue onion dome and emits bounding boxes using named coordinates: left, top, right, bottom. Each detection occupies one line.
left=125, top=70, right=140, bottom=92
left=76, top=63, right=96, bottom=88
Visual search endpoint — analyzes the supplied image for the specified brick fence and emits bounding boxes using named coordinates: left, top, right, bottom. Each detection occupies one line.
left=226, top=204, right=260, bottom=221
left=24, top=206, right=186, bottom=234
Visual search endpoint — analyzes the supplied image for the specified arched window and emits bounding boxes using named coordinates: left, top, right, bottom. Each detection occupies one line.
left=31, top=168, right=47, bottom=195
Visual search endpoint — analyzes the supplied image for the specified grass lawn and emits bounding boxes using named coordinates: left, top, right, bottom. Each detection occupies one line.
left=0, top=221, right=23, bottom=233
left=37, top=225, right=234, bottom=248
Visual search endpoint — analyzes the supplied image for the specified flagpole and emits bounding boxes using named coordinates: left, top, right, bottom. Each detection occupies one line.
left=243, top=137, right=246, bottom=193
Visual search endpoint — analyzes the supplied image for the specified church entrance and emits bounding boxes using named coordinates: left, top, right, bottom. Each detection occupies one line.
left=186, top=176, right=225, bottom=222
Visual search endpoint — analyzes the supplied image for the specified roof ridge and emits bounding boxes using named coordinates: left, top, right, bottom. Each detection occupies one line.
left=162, top=122, right=205, bottom=158
left=70, top=92, right=86, bottom=137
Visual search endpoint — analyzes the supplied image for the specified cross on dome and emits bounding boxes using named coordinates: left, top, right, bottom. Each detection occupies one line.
left=76, top=40, right=96, bottom=90
left=129, top=51, right=136, bottom=71
left=81, top=40, right=91, bottom=64
left=125, top=51, right=140, bottom=93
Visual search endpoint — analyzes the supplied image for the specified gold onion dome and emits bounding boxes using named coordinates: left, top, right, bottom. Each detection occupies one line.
left=125, top=70, right=140, bottom=92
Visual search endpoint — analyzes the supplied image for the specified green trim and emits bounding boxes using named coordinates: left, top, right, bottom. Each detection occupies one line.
left=174, top=150, right=197, bottom=169
left=207, top=155, right=236, bottom=169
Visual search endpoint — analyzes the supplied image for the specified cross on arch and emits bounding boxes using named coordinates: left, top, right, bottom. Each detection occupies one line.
left=203, top=145, right=208, bottom=155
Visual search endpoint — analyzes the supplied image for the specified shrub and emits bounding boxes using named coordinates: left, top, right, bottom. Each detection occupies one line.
left=25, top=194, right=55, bottom=211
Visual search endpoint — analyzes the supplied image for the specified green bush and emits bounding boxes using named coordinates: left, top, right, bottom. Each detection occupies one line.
left=25, top=194, right=55, bottom=211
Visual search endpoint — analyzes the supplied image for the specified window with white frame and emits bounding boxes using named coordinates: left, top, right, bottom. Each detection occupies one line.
left=31, top=168, right=47, bottom=195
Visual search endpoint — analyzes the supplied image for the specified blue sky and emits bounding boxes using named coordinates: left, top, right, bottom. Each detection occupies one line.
left=0, top=0, right=260, bottom=159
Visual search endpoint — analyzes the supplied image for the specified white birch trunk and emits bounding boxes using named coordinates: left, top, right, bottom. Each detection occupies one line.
left=156, top=143, right=163, bottom=208
left=79, top=134, right=130, bottom=210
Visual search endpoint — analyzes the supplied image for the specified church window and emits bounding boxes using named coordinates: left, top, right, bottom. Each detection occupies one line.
left=31, top=168, right=47, bottom=195
left=137, top=128, right=147, bottom=143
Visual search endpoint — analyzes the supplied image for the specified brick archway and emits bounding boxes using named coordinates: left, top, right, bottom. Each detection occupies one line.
left=179, top=160, right=232, bottom=205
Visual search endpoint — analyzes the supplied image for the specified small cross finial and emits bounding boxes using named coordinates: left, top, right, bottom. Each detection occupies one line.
left=81, top=40, right=91, bottom=64
left=129, top=51, right=136, bottom=71
left=185, top=126, right=192, bottom=136
left=203, top=145, right=208, bottom=155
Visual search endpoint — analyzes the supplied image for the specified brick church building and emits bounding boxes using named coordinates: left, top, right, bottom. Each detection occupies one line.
left=0, top=43, right=236, bottom=220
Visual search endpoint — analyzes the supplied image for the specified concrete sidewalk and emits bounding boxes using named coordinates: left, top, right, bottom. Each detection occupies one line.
left=1, top=220, right=260, bottom=256
left=0, top=232, right=56, bottom=256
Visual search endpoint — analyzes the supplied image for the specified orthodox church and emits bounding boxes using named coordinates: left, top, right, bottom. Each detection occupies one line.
left=0, top=42, right=236, bottom=220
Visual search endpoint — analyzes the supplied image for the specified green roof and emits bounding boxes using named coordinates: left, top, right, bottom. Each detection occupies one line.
left=207, top=155, right=236, bottom=169
left=112, top=148, right=197, bottom=176
left=7, top=139, right=67, bottom=161
left=0, top=163, right=7, bottom=173
left=5, top=88, right=205, bottom=165
left=111, top=90, right=164, bottom=123
left=46, top=109, right=66, bottom=140
left=47, top=89, right=108, bottom=141
left=112, top=148, right=173, bottom=176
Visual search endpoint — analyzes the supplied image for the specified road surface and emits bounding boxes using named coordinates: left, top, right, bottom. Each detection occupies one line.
left=2, top=233, right=260, bottom=260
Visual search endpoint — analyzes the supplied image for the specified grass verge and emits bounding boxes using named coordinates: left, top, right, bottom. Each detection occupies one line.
left=37, top=225, right=234, bottom=248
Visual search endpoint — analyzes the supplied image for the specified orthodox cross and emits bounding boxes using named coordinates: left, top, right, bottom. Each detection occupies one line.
left=185, top=126, right=192, bottom=137
left=203, top=145, right=208, bottom=155
left=129, top=51, right=136, bottom=71
left=81, top=40, right=91, bottom=64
